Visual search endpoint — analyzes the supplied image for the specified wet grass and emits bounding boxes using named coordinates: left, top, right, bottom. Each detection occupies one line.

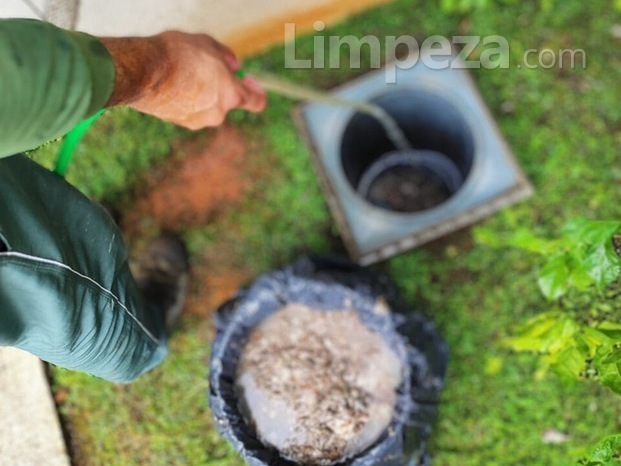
left=31, top=0, right=621, bottom=464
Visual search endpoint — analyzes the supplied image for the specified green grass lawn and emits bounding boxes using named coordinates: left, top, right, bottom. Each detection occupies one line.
left=32, top=0, right=621, bottom=464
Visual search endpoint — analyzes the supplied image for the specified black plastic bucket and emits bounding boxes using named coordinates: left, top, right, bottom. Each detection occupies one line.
left=209, top=258, right=448, bottom=465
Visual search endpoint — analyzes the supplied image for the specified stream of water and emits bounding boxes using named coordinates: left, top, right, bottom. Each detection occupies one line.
left=253, top=72, right=413, bottom=152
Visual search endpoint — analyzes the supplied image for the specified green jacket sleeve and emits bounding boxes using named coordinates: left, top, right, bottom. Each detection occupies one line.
left=0, top=19, right=115, bottom=158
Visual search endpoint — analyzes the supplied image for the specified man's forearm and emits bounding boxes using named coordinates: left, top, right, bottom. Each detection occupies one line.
left=99, top=36, right=170, bottom=107
left=0, top=20, right=266, bottom=159
left=98, top=31, right=267, bottom=130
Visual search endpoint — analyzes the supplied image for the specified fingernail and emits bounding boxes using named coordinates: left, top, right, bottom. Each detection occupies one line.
left=223, top=52, right=241, bottom=72
left=230, top=56, right=241, bottom=70
left=243, top=77, right=264, bottom=93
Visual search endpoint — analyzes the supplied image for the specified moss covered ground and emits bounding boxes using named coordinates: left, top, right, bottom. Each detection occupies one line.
left=30, top=0, right=621, bottom=464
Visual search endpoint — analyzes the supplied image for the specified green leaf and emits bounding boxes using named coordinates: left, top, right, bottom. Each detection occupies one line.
left=567, top=252, right=596, bottom=290
left=563, top=219, right=621, bottom=246
left=578, top=327, right=613, bottom=356
left=503, top=312, right=559, bottom=352
left=598, top=322, right=621, bottom=341
left=509, top=228, right=561, bottom=255
left=601, top=347, right=621, bottom=365
left=583, top=243, right=621, bottom=290
left=538, top=254, right=572, bottom=300
left=504, top=312, right=579, bottom=354
left=545, top=345, right=586, bottom=383
left=596, top=358, right=621, bottom=394
left=581, top=434, right=621, bottom=465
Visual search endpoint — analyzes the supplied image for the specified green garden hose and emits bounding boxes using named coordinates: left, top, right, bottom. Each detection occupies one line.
left=54, top=109, right=105, bottom=177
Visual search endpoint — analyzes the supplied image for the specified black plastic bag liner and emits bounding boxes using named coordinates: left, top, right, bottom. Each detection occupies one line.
left=209, top=257, right=448, bottom=465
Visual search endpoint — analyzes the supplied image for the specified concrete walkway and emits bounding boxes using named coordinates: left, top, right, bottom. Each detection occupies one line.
left=0, top=348, right=71, bottom=466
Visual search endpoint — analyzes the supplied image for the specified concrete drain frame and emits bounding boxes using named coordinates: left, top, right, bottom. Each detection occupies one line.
left=295, top=52, right=533, bottom=265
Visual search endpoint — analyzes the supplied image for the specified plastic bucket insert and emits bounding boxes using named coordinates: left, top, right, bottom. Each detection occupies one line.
left=340, top=89, right=475, bottom=214
left=357, top=150, right=464, bottom=213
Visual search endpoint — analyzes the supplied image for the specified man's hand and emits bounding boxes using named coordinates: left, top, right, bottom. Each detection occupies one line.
left=100, top=32, right=266, bottom=129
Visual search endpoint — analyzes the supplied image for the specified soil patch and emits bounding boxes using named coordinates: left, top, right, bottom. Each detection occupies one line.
left=120, top=125, right=269, bottom=317
left=124, top=125, right=249, bottom=235
left=185, top=252, right=253, bottom=317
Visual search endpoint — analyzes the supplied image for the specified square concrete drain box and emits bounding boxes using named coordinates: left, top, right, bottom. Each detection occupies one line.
left=296, top=53, right=533, bottom=265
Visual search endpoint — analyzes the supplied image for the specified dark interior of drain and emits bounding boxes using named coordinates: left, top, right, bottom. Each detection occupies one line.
left=340, top=89, right=475, bottom=213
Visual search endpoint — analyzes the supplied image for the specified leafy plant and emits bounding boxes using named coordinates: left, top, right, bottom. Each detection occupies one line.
left=497, top=219, right=621, bottom=392
left=579, top=435, right=621, bottom=465
left=510, top=219, right=621, bottom=300
left=484, top=219, right=621, bottom=462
